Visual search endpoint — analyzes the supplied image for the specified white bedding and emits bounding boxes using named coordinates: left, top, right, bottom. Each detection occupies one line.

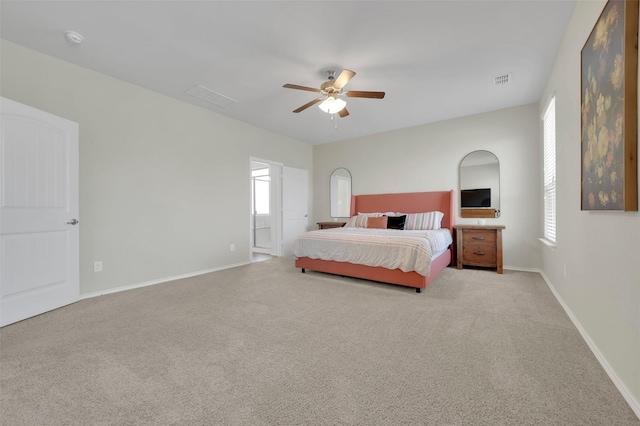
left=292, top=227, right=453, bottom=276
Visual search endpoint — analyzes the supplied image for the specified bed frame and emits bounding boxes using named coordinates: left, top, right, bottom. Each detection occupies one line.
left=295, top=190, right=455, bottom=293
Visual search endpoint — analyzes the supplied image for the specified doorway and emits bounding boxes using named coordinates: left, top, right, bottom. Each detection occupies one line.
left=250, top=158, right=282, bottom=261
left=251, top=161, right=272, bottom=254
left=249, top=159, right=308, bottom=262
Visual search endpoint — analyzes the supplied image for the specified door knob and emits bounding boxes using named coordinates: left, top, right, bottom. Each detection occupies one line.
left=67, top=219, right=79, bottom=225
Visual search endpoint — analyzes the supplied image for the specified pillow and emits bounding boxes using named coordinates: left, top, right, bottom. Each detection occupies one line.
left=347, top=212, right=408, bottom=228
left=386, top=215, right=406, bottom=230
left=403, top=211, right=444, bottom=230
left=354, top=215, right=370, bottom=227
left=345, top=214, right=373, bottom=228
left=367, top=216, right=388, bottom=229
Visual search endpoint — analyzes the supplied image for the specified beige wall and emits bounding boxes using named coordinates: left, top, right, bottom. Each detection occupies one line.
left=540, top=0, right=640, bottom=412
left=0, top=40, right=313, bottom=296
left=313, top=104, right=541, bottom=270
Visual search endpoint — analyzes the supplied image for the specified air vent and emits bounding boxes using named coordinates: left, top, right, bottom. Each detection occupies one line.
left=493, top=73, right=512, bottom=86
left=185, top=85, right=237, bottom=108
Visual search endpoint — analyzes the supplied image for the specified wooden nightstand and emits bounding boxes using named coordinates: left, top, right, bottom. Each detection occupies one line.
left=454, top=225, right=505, bottom=274
left=317, top=221, right=346, bottom=230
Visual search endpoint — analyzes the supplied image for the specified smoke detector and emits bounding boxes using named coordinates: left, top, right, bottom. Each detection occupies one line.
left=64, top=31, right=84, bottom=44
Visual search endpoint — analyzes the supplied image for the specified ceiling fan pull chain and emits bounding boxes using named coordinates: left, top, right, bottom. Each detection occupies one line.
left=330, top=113, right=338, bottom=129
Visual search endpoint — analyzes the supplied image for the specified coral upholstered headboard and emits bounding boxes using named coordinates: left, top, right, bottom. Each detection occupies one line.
left=349, top=190, right=455, bottom=232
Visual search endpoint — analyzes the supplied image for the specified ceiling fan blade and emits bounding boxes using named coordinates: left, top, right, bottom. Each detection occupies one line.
left=332, top=70, right=356, bottom=90
left=283, top=84, right=321, bottom=93
left=293, top=97, right=323, bottom=113
left=345, top=91, right=386, bottom=99
left=338, top=108, right=349, bottom=118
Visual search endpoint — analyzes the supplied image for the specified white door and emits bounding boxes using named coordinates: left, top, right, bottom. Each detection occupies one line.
left=282, top=166, right=308, bottom=257
left=0, top=97, right=79, bottom=327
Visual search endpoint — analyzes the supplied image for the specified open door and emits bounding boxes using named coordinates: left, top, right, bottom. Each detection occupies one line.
left=0, top=97, right=79, bottom=327
left=281, top=166, right=308, bottom=257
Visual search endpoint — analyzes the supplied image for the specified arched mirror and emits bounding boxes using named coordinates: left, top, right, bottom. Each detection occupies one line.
left=459, top=150, right=500, bottom=218
left=330, top=168, right=352, bottom=218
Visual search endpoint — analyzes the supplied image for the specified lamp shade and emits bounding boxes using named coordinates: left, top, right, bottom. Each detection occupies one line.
left=318, top=96, right=346, bottom=114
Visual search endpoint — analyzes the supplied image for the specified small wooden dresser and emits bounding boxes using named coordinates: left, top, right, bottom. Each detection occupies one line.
left=317, top=221, right=346, bottom=230
left=454, top=225, right=505, bottom=274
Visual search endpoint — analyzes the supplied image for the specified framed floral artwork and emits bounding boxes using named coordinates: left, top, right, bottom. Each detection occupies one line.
left=581, top=0, right=638, bottom=211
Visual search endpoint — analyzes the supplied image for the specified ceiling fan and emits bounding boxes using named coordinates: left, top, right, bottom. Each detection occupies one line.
left=283, top=69, right=385, bottom=118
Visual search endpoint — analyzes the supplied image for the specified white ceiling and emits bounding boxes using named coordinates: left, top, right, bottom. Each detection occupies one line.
left=0, top=1, right=576, bottom=145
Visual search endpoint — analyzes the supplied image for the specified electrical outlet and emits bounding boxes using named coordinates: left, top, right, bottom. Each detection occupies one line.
left=230, top=244, right=235, bottom=252
left=94, top=261, right=103, bottom=272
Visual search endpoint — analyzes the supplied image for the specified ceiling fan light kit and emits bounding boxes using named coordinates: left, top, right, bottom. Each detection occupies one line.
left=318, top=96, right=346, bottom=114
left=283, top=69, right=385, bottom=119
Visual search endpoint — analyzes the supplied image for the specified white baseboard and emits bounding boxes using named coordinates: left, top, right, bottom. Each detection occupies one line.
left=503, top=265, right=541, bottom=273
left=538, top=270, right=640, bottom=420
left=80, top=261, right=251, bottom=300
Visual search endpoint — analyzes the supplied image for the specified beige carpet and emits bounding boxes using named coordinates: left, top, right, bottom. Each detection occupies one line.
left=1, top=258, right=638, bottom=425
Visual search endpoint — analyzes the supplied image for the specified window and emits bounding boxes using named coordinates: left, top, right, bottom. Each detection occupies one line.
left=542, top=97, right=556, bottom=244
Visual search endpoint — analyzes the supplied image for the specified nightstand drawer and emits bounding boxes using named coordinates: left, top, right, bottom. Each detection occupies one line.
left=462, top=246, right=497, bottom=265
left=462, top=230, right=496, bottom=246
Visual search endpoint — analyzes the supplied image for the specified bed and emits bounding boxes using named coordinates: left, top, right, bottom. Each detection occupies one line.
left=293, top=190, right=455, bottom=293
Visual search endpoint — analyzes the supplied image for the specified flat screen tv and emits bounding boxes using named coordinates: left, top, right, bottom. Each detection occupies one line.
left=461, top=188, right=491, bottom=208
